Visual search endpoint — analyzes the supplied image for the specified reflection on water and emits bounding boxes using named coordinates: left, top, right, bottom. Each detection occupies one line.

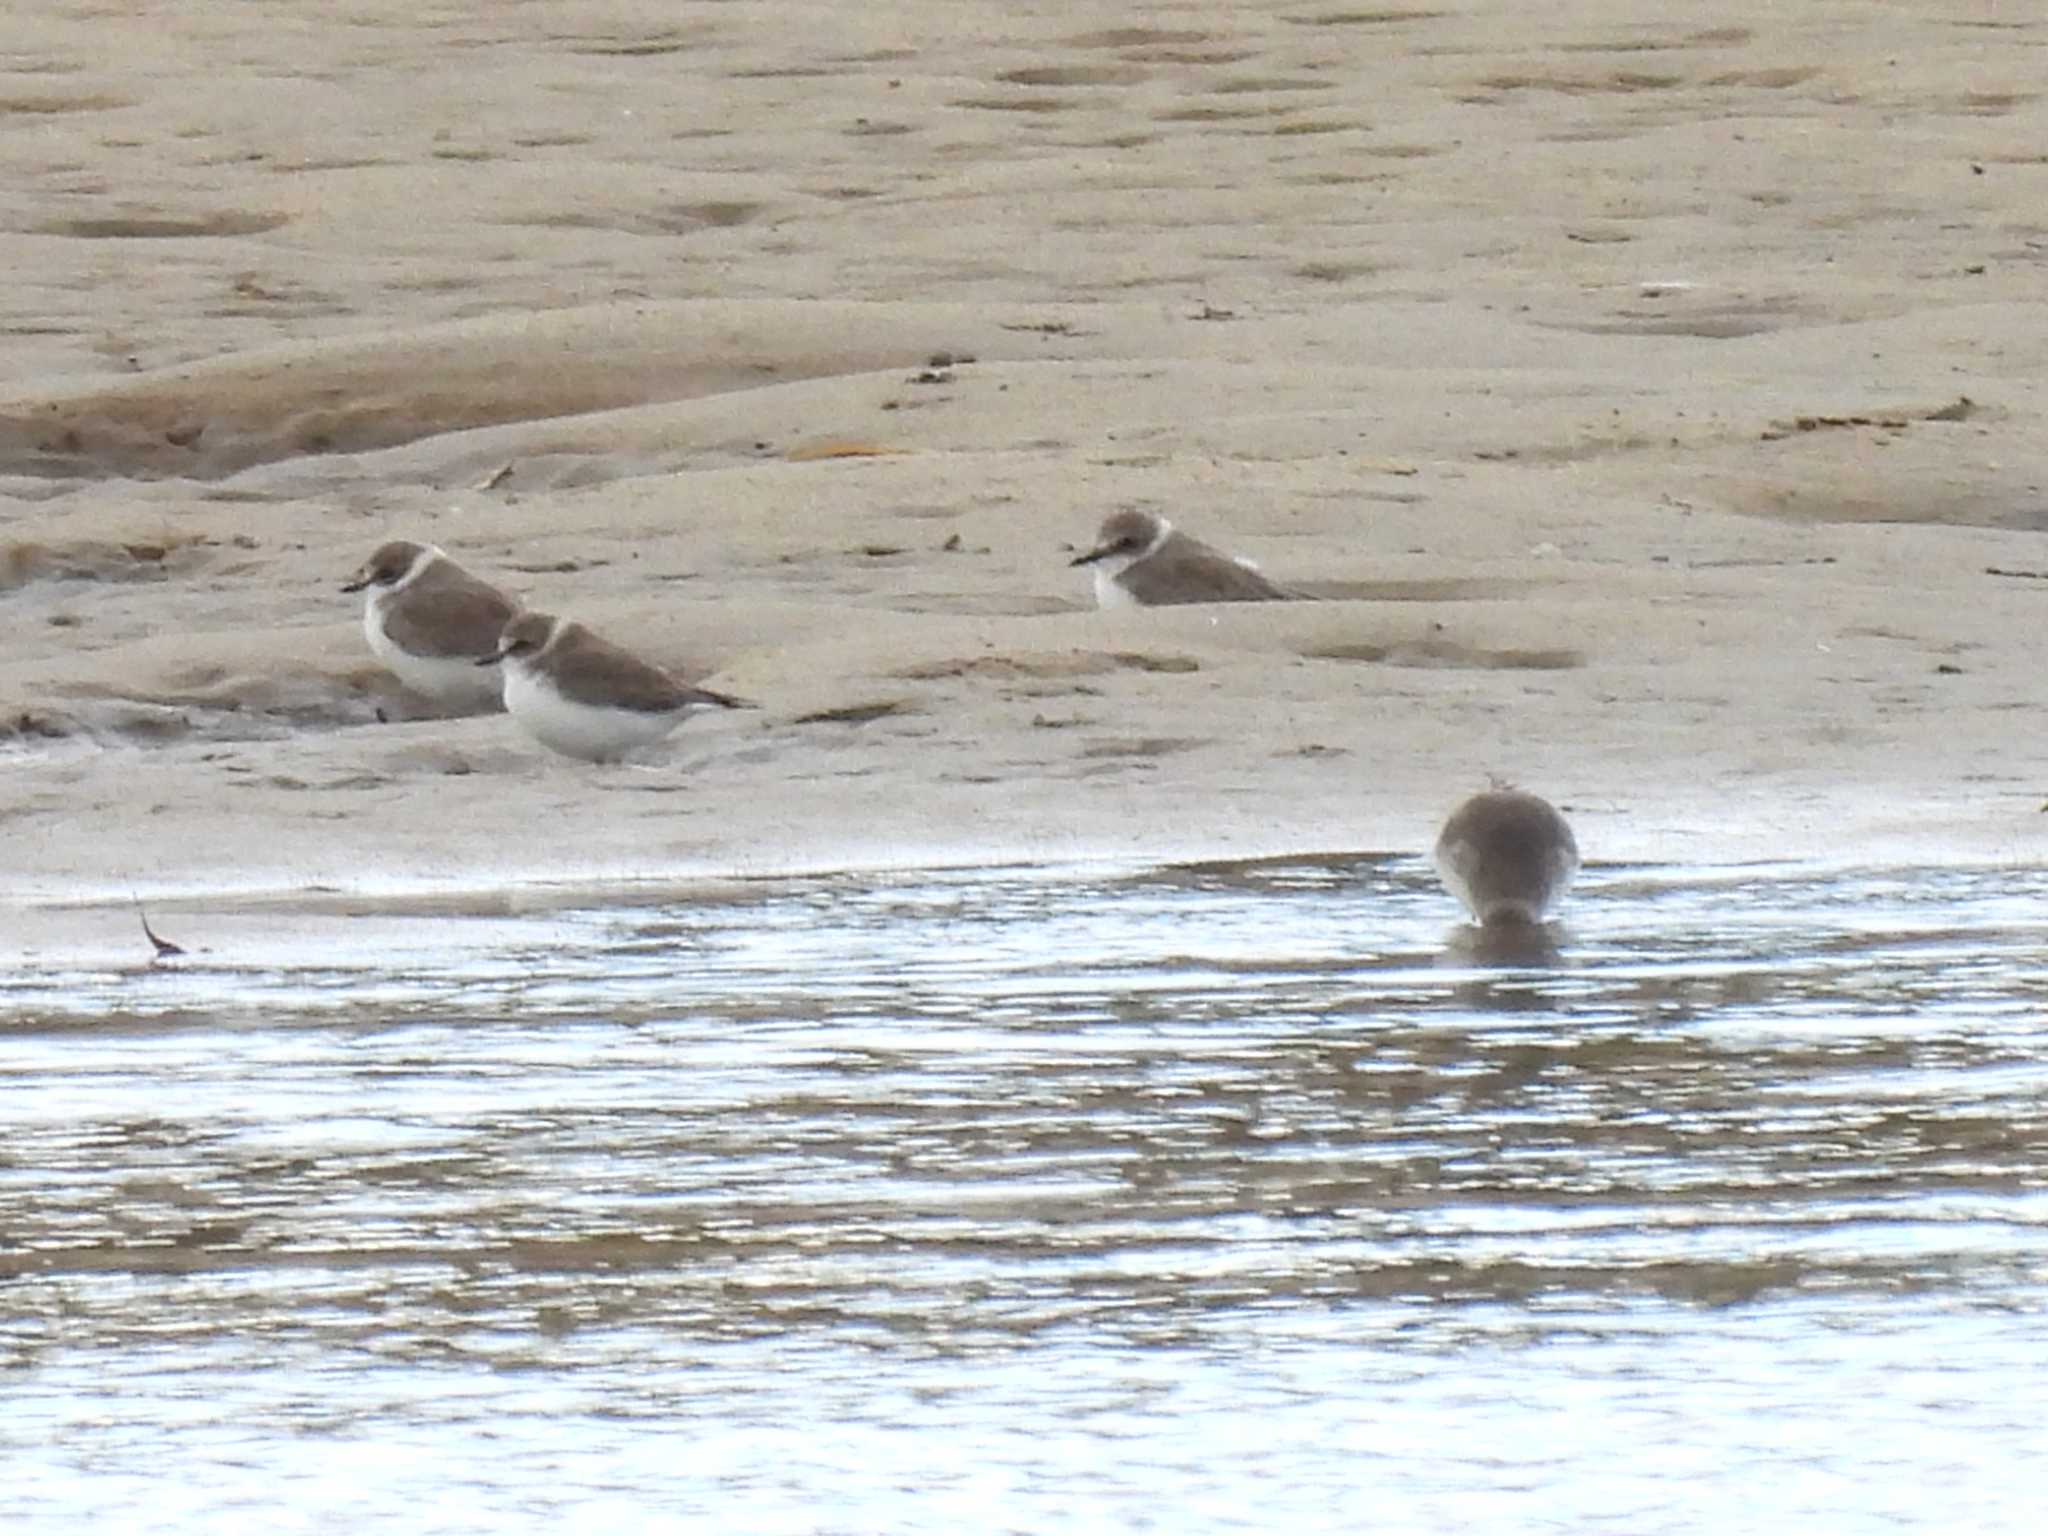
left=5, top=857, right=2048, bottom=1532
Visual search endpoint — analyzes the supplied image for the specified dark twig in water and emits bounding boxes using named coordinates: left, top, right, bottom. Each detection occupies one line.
left=137, top=903, right=186, bottom=960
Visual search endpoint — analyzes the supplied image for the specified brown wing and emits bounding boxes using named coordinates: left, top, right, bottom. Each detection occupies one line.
left=1121, top=533, right=1300, bottom=606
left=1439, top=792, right=1578, bottom=869
left=550, top=624, right=739, bottom=715
left=381, top=562, right=517, bottom=659
left=1435, top=792, right=1578, bottom=918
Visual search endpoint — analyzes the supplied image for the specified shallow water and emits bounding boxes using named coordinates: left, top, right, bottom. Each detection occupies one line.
left=6, top=857, right=2048, bottom=1533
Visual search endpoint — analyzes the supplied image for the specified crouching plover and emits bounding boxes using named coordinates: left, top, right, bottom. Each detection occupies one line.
left=482, top=610, right=746, bottom=762
left=1070, top=509, right=1297, bottom=608
left=344, top=540, right=517, bottom=713
left=1434, top=789, right=1579, bottom=928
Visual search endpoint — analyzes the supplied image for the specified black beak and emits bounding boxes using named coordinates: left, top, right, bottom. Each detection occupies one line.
left=340, top=576, right=370, bottom=593
left=1070, top=545, right=1111, bottom=568
left=476, top=647, right=508, bottom=669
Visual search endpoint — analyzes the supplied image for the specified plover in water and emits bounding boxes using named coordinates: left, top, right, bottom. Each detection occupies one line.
left=1070, top=509, right=1296, bottom=609
left=1434, top=789, right=1579, bottom=928
left=344, top=540, right=517, bottom=712
left=482, top=610, right=745, bottom=762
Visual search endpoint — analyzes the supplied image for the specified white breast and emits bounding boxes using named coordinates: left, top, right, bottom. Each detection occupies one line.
left=364, top=594, right=505, bottom=711
left=502, top=665, right=682, bottom=762
left=1092, top=558, right=1140, bottom=610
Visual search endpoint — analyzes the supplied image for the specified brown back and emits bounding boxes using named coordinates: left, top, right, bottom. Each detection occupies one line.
left=1119, top=531, right=1299, bottom=606
left=1435, top=790, right=1578, bottom=921
left=548, top=622, right=738, bottom=714
left=381, top=558, right=517, bottom=659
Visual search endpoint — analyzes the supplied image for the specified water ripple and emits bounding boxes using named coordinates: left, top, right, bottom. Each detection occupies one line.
left=5, top=858, right=2047, bottom=1531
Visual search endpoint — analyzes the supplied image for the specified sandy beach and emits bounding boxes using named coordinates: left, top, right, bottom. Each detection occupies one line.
left=5, top=1, right=2047, bottom=938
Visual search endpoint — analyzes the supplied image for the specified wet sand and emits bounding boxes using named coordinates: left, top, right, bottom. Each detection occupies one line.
left=5, top=3, right=2047, bottom=935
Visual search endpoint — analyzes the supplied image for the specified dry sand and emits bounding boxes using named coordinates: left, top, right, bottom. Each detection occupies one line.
left=5, top=2, right=2047, bottom=942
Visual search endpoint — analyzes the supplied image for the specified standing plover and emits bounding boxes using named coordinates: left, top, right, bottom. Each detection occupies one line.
left=1434, top=789, right=1579, bottom=927
left=343, top=540, right=516, bottom=712
left=1070, top=509, right=1296, bottom=608
left=483, top=610, right=745, bottom=762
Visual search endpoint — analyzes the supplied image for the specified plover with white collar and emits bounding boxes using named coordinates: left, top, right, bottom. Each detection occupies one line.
left=1069, top=509, right=1297, bottom=608
left=483, top=610, right=746, bottom=762
left=343, top=540, right=517, bottom=713
left=1434, top=788, right=1579, bottom=929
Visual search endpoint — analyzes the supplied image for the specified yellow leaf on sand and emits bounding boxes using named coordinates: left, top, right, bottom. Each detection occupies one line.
left=785, top=439, right=907, bottom=462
